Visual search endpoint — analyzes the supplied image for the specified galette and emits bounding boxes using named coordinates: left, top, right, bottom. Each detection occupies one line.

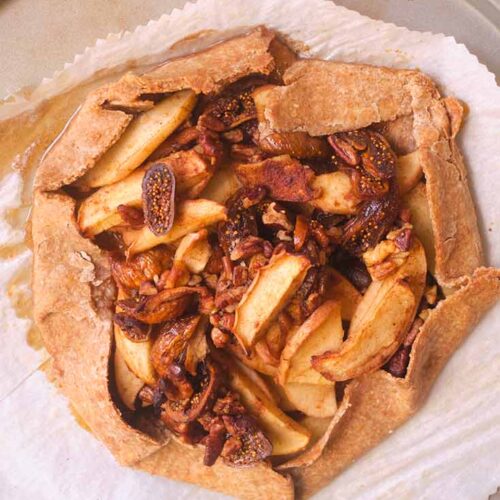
left=31, top=26, right=500, bottom=499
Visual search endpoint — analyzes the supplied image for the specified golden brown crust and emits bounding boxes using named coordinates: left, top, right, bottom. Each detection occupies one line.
left=288, top=267, right=500, bottom=498
left=138, top=438, right=294, bottom=500
left=264, top=60, right=427, bottom=135
left=35, top=27, right=276, bottom=192
left=31, top=190, right=165, bottom=465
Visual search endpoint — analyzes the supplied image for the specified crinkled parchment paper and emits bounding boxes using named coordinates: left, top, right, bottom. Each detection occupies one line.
left=0, top=0, right=499, bottom=498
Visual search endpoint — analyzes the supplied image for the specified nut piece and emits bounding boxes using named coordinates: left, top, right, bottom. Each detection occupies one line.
left=142, top=162, right=176, bottom=236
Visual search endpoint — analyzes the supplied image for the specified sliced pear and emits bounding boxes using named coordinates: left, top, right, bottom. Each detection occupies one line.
left=225, top=358, right=311, bottom=455
left=309, top=171, right=359, bottom=214
left=122, top=198, right=226, bottom=255
left=396, top=151, right=423, bottom=194
left=279, top=300, right=344, bottom=386
left=313, top=239, right=426, bottom=381
left=113, top=348, right=145, bottom=410
left=282, top=383, right=337, bottom=418
left=324, top=268, right=362, bottom=321
left=173, top=229, right=211, bottom=274
left=201, top=165, right=241, bottom=203
left=78, top=90, right=197, bottom=188
left=233, top=252, right=311, bottom=351
left=403, top=182, right=436, bottom=274
left=78, top=150, right=213, bottom=237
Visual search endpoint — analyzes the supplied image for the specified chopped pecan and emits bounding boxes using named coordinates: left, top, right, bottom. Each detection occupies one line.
left=111, top=247, right=172, bottom=290
left=117, top=286, right=196, bottom=324
left=221, top=415, right=272, bottom=467
left=113, top=313, right=152, bottom=342
left=150, top=315, right=201, bottom=377
left=142, top=162, right=176, bottom=236
left=260, top=201, right=292, bottom=232
left=235, top=156, right=317, bottom=202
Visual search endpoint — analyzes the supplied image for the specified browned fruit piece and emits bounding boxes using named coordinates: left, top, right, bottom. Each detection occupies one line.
left=117, top=286, right=196, bottom=324
left=142, top=162, right=176, bottom=236
left=235, top=155, right=317, bottom=202
left=150, top=315, right=202, bottom=378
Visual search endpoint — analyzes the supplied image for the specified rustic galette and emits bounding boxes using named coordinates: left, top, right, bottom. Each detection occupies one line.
left=32, top=27, right=500, bottom=498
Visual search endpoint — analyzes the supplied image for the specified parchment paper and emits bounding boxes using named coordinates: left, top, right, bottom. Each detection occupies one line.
left=0, top=0, right=499, bottom=498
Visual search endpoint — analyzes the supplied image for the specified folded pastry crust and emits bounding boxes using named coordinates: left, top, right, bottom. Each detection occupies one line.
left=31, top=26, right=498, bottom=499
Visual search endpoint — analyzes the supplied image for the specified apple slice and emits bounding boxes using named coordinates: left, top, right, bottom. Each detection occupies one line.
left=200, top=165, right=241, bottom=203
left=282, top=383, right=337, bottom=418
left=113, top=348, right=145, bottom=410
left=122, top=198, right=226, bottom=255
left=114, top=289, right=157, bottom=385
left=279, top=300, right=344, bottom=386
left=396, top=150, right=423, bottom=194
left=114, top=330, right=156, bottom=385
left=173, top=229, right=211, bottom=274
left=78, top=167, right=144, bottom=236
left=224, top=357, right=311, bottom=455
left=313, top=239, right=426, bottom=381
left=308, top=172, right=360, bottom=214
left=313, top=281, right=416, bottom=381
left=233, top=252, right=311, bottom=351
left=78, top=90, right=197, bottom=188
left=78, top=150, right=214, bottom=237
left=324, top=268, right=362, bottom=321
left=403, top=182, right=436, bottom=274
left=350, top=237, right=427, bottom=333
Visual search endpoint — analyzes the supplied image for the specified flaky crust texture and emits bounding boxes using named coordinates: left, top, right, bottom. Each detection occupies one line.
left=31, top=26, right=498, bottom=499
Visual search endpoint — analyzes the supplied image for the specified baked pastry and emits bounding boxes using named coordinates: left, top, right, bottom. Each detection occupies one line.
left=31, top=26, right=500, bottom=498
